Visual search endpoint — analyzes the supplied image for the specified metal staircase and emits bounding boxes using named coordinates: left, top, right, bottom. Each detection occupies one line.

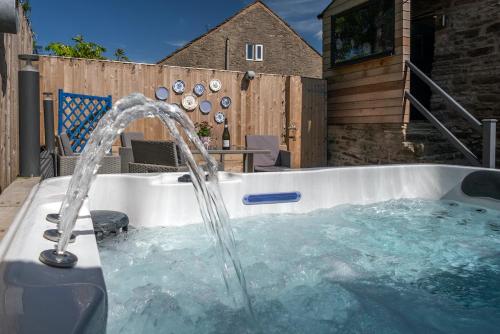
left=403, top=60, right=497, bottom=168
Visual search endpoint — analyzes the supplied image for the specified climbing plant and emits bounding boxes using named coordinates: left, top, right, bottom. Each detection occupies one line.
left=114, top=48, right=130, bottom=61
left=46, top=35, right=107, bottom=59
left=46, top=35, right=132, bottom=61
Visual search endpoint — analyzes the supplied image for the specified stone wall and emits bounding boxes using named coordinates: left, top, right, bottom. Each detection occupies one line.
left=430, top=0, right=500, bottom=163
left=328, top=122, right=468, bottom=166
left=158, top=3, right=322, bottom=79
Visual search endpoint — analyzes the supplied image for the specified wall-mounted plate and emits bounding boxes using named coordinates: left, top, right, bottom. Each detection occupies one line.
left=214, top=112, right=225, bottom=124
left=193, top=83, right=206, bottom=97
left=182, top=94, right=198, bottom=111
left=221, top=96, right=232, bottom=109
left=173, top=80, right=186, bottom=94
left=209, top=79, right=222, bottom=92
left=199, top=100, right=212, bottom=114
left=155, top=86, right=169, bottom=101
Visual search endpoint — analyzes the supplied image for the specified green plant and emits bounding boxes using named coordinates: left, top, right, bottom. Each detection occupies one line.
left=19, top=0, right=31, bottom=15
left=114, top=48, right=130, bottom=61
left=195, top=121, right=213, bottom=137
left=45, top=35, right=107, bottom=60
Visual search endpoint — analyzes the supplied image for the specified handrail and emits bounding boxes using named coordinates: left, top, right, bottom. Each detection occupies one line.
left=405, top=60, right=482, bottom=131
left=404, top=60, right=497, bottom=168
left=405, top=91, right=480, bottom=166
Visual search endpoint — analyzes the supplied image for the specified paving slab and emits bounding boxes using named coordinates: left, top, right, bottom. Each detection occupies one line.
left=0, top=177, right=40, bottom=241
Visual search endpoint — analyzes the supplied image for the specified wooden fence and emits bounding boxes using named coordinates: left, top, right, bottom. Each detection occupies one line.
left=0, top=6, right=33, bottom=193
left=38, top=56, right=327, bottom=168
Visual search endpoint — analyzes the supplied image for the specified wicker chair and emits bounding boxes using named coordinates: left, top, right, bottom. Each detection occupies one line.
left=56, top=133, right=121, bottom=176
left=119, top=132, right=144, bottom=173
left=129, top=140, right=189, bottom=173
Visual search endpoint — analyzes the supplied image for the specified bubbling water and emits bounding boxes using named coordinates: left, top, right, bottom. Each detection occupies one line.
left=54, top=93, right=253, bottom=315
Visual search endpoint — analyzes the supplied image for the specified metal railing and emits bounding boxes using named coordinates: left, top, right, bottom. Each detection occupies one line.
left=403, top=60, right=497, bottom=168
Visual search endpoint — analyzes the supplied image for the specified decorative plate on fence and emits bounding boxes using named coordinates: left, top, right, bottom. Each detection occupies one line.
left=214, top=112, right=225, bottom=124
left=155, top=86, right=169, bottom=101
left=221, top=96, right=232, bottom=109
left=182, top=94, right=198, bottom=111
left=209, top=79, right=222, bottom=92
left=199, top=100, right=212, bottom=114
left=193, top=83, right=206, bottom=97
left=173, top=80, right=186, bottom=94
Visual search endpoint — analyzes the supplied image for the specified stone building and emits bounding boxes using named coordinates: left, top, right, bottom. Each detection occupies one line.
left=157, top=1, right=322, bottom=79
left=319, top=0, right=500, bottom=167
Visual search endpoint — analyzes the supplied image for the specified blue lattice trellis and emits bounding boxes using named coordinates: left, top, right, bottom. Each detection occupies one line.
left=58, top=89, right=112, bottom=153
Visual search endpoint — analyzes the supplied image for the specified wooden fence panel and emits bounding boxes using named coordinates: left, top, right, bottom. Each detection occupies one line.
left=38, top=56, right=327, bottom=170
left=0, top=7, right=33, bottom=193
left=38, top=57, right=289, bottom=152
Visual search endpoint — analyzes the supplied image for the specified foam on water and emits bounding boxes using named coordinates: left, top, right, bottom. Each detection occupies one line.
left=99, top=199, right=500, bottom=334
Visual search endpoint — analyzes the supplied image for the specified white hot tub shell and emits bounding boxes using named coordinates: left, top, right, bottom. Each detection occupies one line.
left=0, top=165, right=499, bottom=333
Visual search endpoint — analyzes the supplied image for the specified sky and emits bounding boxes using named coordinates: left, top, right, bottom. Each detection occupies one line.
left=29, top=0, right=331, bottom=64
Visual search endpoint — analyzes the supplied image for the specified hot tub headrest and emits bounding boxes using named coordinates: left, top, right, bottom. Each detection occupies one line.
left=461, top=170, right=500, bottom=200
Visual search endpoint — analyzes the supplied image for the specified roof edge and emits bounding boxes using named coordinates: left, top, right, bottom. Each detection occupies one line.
left=318, top=1, right=335, bottom=19
left=157, top=0, right=321, bottom=64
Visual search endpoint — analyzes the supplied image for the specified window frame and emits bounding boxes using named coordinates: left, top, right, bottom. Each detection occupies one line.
left=255, top=44, right=264, bottom=61
left=330, top=0, right=395, bottom=67
left=246, top=43, right=254, bottom=61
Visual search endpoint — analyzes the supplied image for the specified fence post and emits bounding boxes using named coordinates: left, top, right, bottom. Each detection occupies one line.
left=482, top=119, right=497, bottom=169
left=43, top=93, right=55, bottom=154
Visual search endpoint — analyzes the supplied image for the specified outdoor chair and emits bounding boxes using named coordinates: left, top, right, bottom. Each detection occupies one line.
left=56, top=133, right=121, bottom=176
left=245, top=135, right=291, bottom=172
left=129, top=140, right=188, bottom=173
left=119, top=132, right=144, bottom=173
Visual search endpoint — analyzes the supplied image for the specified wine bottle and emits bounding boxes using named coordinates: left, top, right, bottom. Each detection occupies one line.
left=222, top=119, right=230, bottom=150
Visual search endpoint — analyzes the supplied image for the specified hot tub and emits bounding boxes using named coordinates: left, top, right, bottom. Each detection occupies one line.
left=1, top=165, right=499, bottom=333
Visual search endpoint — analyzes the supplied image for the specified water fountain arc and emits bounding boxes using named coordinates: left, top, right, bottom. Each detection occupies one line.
left=39, top=93, right=253, bottom=315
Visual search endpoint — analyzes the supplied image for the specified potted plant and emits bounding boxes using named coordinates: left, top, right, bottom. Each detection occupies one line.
left=195, top=121, right=213, bottom=149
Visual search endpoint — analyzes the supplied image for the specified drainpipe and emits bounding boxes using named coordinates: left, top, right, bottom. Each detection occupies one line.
left=18, top=54, right=40, bottom=177
left=0, top=0, right=18, bottom=34
left=225, top=38, right=230, bottom=70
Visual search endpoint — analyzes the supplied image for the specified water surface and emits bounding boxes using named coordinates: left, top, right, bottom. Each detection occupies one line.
left=100, top=199, right=500, bottom=334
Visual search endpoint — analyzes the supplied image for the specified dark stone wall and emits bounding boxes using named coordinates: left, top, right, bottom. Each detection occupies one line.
left=430, top=0, right=500, bottom=163
left=158, top=5, right=322, bottom=79
left=327, top=122, right=467, bottom=166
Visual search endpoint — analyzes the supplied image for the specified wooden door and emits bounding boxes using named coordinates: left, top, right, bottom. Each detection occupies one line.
left=285, top=77, right=328, bottom=168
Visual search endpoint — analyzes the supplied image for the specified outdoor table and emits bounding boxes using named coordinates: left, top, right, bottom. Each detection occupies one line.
left=192, top=149, right=271, bottom=173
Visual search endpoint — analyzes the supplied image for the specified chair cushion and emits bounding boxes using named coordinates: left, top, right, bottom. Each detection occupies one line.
left=245, top=135, right=279, bottom=167
left=121, top=132, right=144, bottom=148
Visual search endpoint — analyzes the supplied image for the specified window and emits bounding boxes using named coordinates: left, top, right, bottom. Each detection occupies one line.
left=255, top=44, right=263, bottom=61
left=246, top=44, right=264, bottom=61
left=246, top=44, right=254, bottom=61
left=332, top=0, right=394, bottom=65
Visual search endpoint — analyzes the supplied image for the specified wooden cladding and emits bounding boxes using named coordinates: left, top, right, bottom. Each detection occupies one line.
left=322, top=0, right=410, bottom=125
left=0, top=7, right=33, bottom=193
left=38, top=56, right=327, bottom=168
